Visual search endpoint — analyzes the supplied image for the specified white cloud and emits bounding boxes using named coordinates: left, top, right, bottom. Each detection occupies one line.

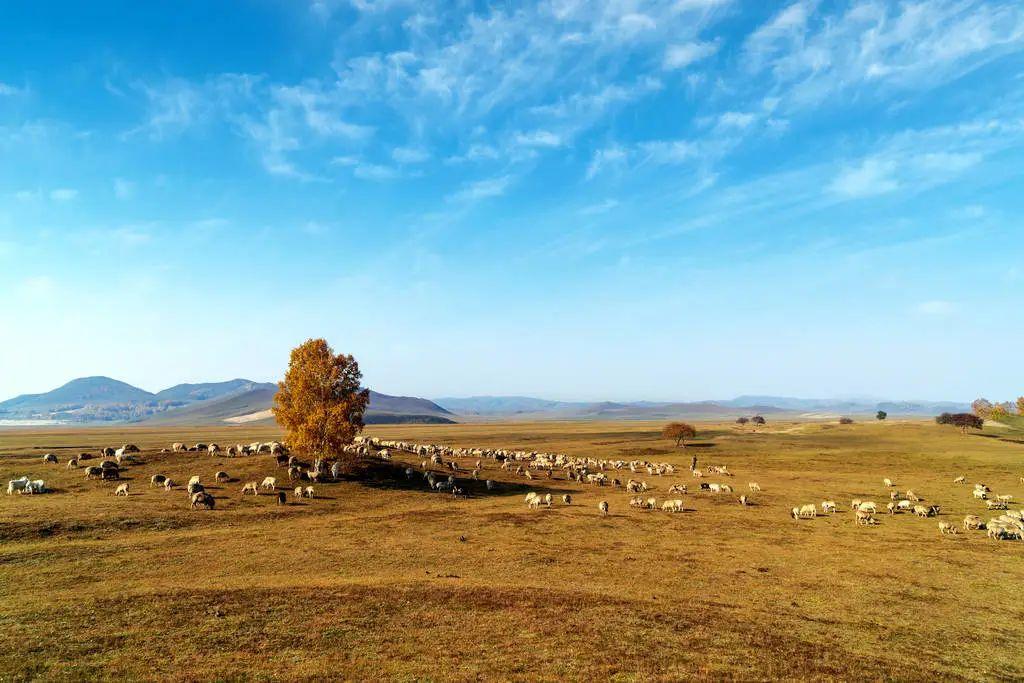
left=746, top=0, right=1024, bottom=109
left=49, top=188, right=78, bottom=202
left=716, top=111, right=757, bottom=129
left=663, top=40, right=719, bottom=70
left=0, top=82, right=23, bottom=96
left=392, top=146, right=430, bottom=164
left=915, top=300, right=955, bottom=316
left=513, top=130, right=563, bottom=148
left=579, top=199, right=620, bottom=215
left=447, top=175, right=511, bottom=203
left=828, top=158, right=899, bottom=198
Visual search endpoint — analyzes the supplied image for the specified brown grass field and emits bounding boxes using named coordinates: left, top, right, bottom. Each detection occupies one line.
left=1, top=419, right=1022, bottom=681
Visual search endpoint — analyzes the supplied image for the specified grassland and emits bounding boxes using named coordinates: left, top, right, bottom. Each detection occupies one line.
left=1, top=419, right=1022, bottom=681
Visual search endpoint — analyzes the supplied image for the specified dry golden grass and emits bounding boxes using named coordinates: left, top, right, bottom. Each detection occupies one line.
left=1, top=419, right=1023, bottom=681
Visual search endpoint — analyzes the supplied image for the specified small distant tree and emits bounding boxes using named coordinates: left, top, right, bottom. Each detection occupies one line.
left=991, top=404, right=1009, bottom=420
left=736, top=416, right=750, bottom=428
left=750, top=415, right=766, bottom=431
left=936, top=412, right=984, bottom=434
left=273, top=338, right=370, bottom=465
left=662, top=421, right=697, bottom=447
left=1017, top=396, right=1024, bottom=415
left=876, top=410, right=887, bottom=421
left=839, top=416, right=854, bottom=424
left=971, top=398, right=993, bottom=419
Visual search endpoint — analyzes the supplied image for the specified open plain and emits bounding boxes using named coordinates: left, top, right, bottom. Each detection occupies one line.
left=1, top=419, right=1023, bottom=681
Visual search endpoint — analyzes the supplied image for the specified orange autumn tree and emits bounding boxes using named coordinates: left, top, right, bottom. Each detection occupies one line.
left=662, top=421, right=697, bottom=447
left=273, top=339, right=370, bottom=463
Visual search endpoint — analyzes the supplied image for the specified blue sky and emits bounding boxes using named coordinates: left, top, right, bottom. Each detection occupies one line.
left=1, top=0, right=1022, bottom=402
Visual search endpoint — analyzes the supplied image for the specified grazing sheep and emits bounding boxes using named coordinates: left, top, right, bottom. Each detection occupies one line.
left=938, top=521, right=959, bottom=535
left=163, top=479, right=176, bottom=491
left=190, top=492, right=215, bottom=509
left=215, top=471, right=229, bottom=483
left=114, top=483, right=130, bottom=496
left=913, top=505, right=932, bottom=518
left=598, top=500, right=609, bottom=515
left=188, top=475, right=201, bottom=488
left=857, top=502, right=877, bottom=514
left=799, top=504, right=817, bottom=518
left=821, top=501, right=837, bottom=514
left=748, top=482, right=761, bottom=492
left=172, top=442, right=185, bottom=453
left=241, top=482, right=259, bottom=496
left=543, top=493, right=552, bottom=507
left=996, top=494, right=1014, bottom=503
left=260, top=476, right=276, bottom=490
left=855, top=510, right=878, bottom=526
left=277, top=491, right=287, bottom=505
left=850, top=499, right=862, bottom=510
left=883, top=478, right=894, bottom=488
left=896, top=500, right=912, bottom=511
left=986, top=499, right=1008, bottom=510
left=973, top=488, right=989, bottom=500
left=953, top=476, right=966, bottom=484
left=67, top=458, right=79, bottom=469
left=294, top=486, right=304, bottom=498
left=739, top=495, right=748, bottom=506
left=208, top=444, right=220, bottom=454
left=42, top=453, right=57, bottom=464
left=150, top=474, right=167, bottom=487
left=886, top=502, right=896, bottom=515
left=562, top=494, right=572, bottom=505
left=963, top=515, right=984, bottom=531
left=304, top=486, right=315, bottom=499
left=187, top=482, right=205, bottom=497
left=84, top=466, right=103, bottom=480
left=906, top=491, right=920, bottom=502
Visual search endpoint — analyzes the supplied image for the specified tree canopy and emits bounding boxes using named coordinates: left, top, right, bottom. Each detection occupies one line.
left=839, top=417, right=854, bottom=424
left=736, top=416, right=750, bottom=426
left=876, top=410, right=887, bottom=421
left=273, top=338, right=370, bottom=461
left=662, top=421, right=697, bottom=447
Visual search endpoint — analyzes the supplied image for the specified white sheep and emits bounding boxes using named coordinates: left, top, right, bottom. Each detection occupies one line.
left=260, top=476, right=276, bottom=490
left=598, top=500, right=609, bottom=515
left=114, top=483, right=130, bottom=496
left=748, top=482, right=761, bottom=492
left=241, top=482, right=259, bottom=496
left=821, top=500, right=837, bottom=514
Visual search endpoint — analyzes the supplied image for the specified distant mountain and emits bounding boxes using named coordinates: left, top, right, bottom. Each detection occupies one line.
left=435, top=395, right=971, bottom=419
left=154, top=379, right=273, bottom=403
left=0, top=376, right=164, bottom=422
left=0, top=376, right=154, bottom=411
left=142, top=387, right=454, bottom=425
left=433, top=396, right=585, bottom=415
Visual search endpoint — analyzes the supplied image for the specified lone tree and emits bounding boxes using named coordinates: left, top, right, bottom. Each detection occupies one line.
left=750, top=415, right=766, bottom=430
left=876, top=410, right=887, bottom=421
left=273, top=338, right=370, bottom=463
left=936, top=412, right=984, bottom=434
left=839, top=417, right=854, bottom=424
left=1017, top=396, right=1024, bottom=416
left=736, top=416, right=750, bottom=428
left=662, top=421, right=697, bottom=447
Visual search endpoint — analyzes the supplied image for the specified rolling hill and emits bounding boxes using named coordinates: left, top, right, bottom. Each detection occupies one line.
left=0, top=377, right=455, bottom=425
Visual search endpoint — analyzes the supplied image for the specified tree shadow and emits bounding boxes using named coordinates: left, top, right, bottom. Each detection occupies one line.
left=349, top=460, right=575, bottom=499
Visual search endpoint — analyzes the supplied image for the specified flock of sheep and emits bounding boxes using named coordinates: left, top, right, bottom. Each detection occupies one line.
left=367, top=437, right=755, bottom=516
left=6, top=435, right=1023, bottom=544
left=791, top=475, right=1023, bottom=541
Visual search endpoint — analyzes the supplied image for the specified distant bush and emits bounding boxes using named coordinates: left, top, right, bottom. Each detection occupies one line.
left=736, top=417, right=749, bottom=426
left=876, top=410, right=887, bottom=421
left=839, top=417, right=854, bottom=424
left=936, top=412, right=984, bottom=433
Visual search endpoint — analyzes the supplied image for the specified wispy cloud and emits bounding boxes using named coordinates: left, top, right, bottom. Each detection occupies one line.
left=663, top=40, right=719, bottom=70
left=49, top=188, right=78, bottom=202
left=447, top=175, right=511, bottom=203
